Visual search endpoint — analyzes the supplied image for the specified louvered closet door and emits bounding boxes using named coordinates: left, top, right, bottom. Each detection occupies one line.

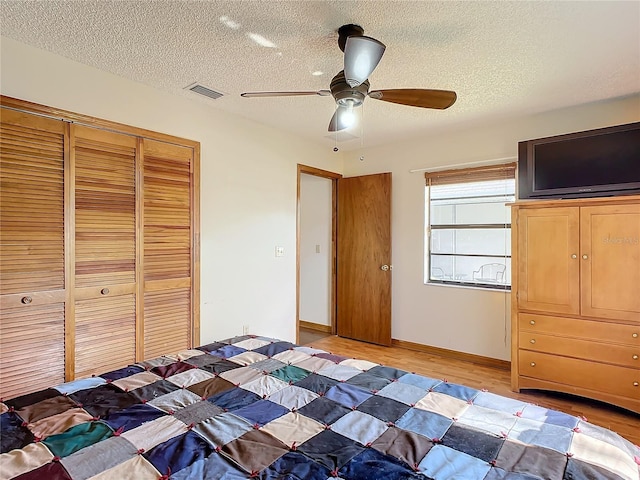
left=0, top=109, right=67, bottom=398
left=142, top=139, right=194, bottom=359
left=72, top=125, right=138, bottom=378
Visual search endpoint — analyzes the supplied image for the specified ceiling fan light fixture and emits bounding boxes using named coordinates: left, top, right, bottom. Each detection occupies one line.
left=344, top=36, right=386, bottom=87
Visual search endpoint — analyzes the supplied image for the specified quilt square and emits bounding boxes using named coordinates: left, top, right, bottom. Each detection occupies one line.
left=339, top=447, right=426, bottom=480
left=269, top=365, right=311, bottom=384
left=472, top=391, right=528, bottom=414
left=70, top=383, right=139, bottom=420
left=293, top=373, right=339, bottom=395
left=569, top=431, right=639, bottom=480
left=147, top=388, right=201, bottom=413
left=254, top=341, right=297, bottom=357
left=0, top=442, right=54, bottom=479
left=183, top=353, right=226, bottom=369
left=199, top=358, right=242, bottom=376
left=7, top=459, right=71, bottom=480
left=261, top=411, right=324, bottom=448
left=297, top=397, right=352, bottom=425
left=297, top=429, right=365, bottom=471
left=367, top=365, right=409, bottom=380
left=187, top=376, right=235, bottom=400
left=316, top=363, right=362, bottom=381
left=377, top=381, right=429, bottom=406
left=397, top=373, right=442, bottom=391
left=441, top=423, right=504, bottom=463
left=495, top=439, right=568, bottom=479
left=371, top=426, right=433, bottom=469
left=1, top=412, right=35, bottom=453
left=209, top=344, right=246, bottom=359
left=2, top=389, right=59, bottom=410
left=222, top=428, right=289, bottom=474
left=85, top=454, right=160, bottom=480
left=345, top=372, right=392, bottom=392
left=150, top=361, right=196, bottom=379
left=111, top=371, right=162, bottom=392
left=165, top=349, right=205, bottom=362
left=27, top=407, right=94, bottom=440
left=418, top=444, right=492, bottom=480
left=240, top=375, right=290, bottom=398
left=207, top=387, right=261, bottom=412
left=195, top=341, right=226, bottom=353
left=169, top=451, right=249, bottom=480
left=232, top=399, right=289, bottom=427
left=293, top=355, right=336, bottom=373
left=314, top=352, right=348, bottom=364
left=136, top=356, right=175, bottom=370
left=356, top=395, right=411, bottom=423
left=272, top=349, right=312, bottom=365
left=339, top=358, right=379, bottom=371
left=194, top=411, right=253, bottom=447
left=267, top=385, right=319, bottom=411
left=331, top=410, right=389, bottom=446
left=219, top=365, right=263, bottom=386
left=431, top=381, right=479, bottom=402
left=247, top=358, right=287, bottom=373
left=53, top=377, right=106, bottom=395
left=457, top=404, right=518, bottom=437
left=395, top=408, right=453, bottom=441
left=564, top=457, right=628, bottom=480
left=293, top=346, right=326, bottom=355
left=99, top=365, right=144, bottom=382
left=120, top=414, right=187, bottom=451
left=414, top=391, right=471, bottom=420
left=172, top=400, right=223, bottom=426
left=128, top=379, right=180, bottom=403
left=16, top=395, right=77, bottom=424
left=577, top=420, right=639, bottom=459
left=59, top=435, right=138, bottom=479
left=143, top=430, right=214, bottom=477
left=519, top=404, right=579, bottom=429
left=232, top=337, right=273, bottom=351
left=324, top=383, right=372, bottom=409
left=260, top=451, right=331, bottom=480
left=165, top=368, right=214, bottom=388
left=510, top=417, right=574, bottom=454
left=227, top=350, right=269, bottom=366
left=42, top=420, right=112, bottom=458
left=103, top=403, right=166, bottom=433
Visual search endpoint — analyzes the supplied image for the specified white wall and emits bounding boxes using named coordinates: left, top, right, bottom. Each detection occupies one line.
left=343, top=95, right=640, bottom=360
left=299, top=174, right=333, bottom=326
left=0, top=36, right=344, bottom=344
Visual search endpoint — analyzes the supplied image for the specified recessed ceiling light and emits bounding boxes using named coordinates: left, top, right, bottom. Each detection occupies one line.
left=219, top=15, right=240, bottom=30
left=312, top=71, right=324, bottom=76
left=247, top=32, right=277, bottom=48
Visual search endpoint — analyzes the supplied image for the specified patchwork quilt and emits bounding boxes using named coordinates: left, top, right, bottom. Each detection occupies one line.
left=1, top=335, right=639, bottom=480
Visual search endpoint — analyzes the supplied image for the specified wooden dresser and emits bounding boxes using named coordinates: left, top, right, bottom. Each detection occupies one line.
left=510, top=195, right=640, bottom=413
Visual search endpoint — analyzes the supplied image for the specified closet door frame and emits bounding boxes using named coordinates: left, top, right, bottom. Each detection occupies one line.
left=1, top=95, right=201, bottom=381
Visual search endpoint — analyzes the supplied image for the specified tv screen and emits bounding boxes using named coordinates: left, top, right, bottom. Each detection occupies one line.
left=519, top=122, right=640, bottom=199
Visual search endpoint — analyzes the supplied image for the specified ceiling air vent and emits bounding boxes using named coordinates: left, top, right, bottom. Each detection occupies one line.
left=185, top=83, right=224, bottom=100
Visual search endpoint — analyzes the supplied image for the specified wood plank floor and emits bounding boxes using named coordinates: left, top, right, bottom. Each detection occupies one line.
left=304, top=335, right=640, bottom=446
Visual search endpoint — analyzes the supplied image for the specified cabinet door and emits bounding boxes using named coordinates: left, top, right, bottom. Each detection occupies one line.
left=142, top=139, right=195, bottom=359
left=581, top=204, right=640, bottom=321
left=0, top=110, right=67, bottom=398
left=517, top=207, right=580, bottom=315
left=71, top=125, right=138, bottom=378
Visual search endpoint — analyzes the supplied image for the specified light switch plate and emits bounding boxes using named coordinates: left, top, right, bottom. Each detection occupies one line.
left=275, top=246, right=284, bottom=257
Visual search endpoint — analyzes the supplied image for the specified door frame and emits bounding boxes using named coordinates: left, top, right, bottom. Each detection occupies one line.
left=296, top=164, right=342, bottom=344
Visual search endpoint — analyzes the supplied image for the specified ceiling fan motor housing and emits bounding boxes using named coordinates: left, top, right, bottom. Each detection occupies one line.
left=330, top=70, right=369, bottom=107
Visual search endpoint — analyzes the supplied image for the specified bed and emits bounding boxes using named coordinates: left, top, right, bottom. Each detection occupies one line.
left=1, top=335, right=638, bottom=480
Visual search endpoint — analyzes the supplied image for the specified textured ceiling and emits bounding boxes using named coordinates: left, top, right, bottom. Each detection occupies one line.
left=1, top=1, right=639, bottom=151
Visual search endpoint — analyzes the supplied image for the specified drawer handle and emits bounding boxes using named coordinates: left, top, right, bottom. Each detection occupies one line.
left=529, top=320, right=535, bottom=325
left=634, top=355, right=639, bottom=360
left=101, top=288, right=110, bottom=295
left=571, top=254, right=577, bottom=259
left=530, top=339, right=536, bottom=344
left=21, top=296, right=33, bottom=304
left=634, top=382, right=639, bottom=387
left=530, top=362, right=536, bottom=367
left=633, top=333, right=638, bottom=338
left=582, top=254, right=588, bottom=260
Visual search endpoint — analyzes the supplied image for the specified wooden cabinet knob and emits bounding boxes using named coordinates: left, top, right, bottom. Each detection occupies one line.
left=529, top=320, right=535, bottom=325
left=530, top=362, right=536, bottom=367
left=634, top=382, right=639, bottom=387
left=101, top=288, right=110, bottom=295
left=21, top=296, right=32, bottom=304
left=530, top=339, right=536, bottom=344
left=582, top=254, right=588, bottom=260
left=571, top=254, right=577, bottom=259
left=633, top=355, right=639, bottom=360
left=633, top=333, right=638, bottom=338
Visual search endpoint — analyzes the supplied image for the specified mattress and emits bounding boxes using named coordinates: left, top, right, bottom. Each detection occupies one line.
left=1, top=335, right=638, bottom=480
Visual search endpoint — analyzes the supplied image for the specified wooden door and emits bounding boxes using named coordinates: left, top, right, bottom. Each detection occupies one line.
left=516, top=207, right=580, bottom=315
left=71, top=125, right=138, bottom=378
left=580, top=204, right=640, bottom=321
left=0, top=110, right=67, bottom=398
left=337, top=173, right=392, bottom=346
left=142, top=139, right=196, bottom=359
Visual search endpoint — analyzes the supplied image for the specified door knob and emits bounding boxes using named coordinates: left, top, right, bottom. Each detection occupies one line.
left=582, top=254, right=588, bottom=260
left=380, top=265, right=390, bottom=271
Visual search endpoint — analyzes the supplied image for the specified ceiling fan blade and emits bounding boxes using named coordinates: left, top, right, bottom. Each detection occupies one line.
left=368, top=89, right=457, bottom=109
left=328, top=106, right=351, bottom=132
left=344, top=36, right=386, bottom=87
left=241, top=90, right=331, bottom=98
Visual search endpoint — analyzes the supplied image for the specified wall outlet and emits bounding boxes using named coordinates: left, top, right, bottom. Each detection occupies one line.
left=243, top=325, right=249, bottom=335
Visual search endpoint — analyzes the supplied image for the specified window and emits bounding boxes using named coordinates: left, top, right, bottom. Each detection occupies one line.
left=424, top=163, right=516, bottom=290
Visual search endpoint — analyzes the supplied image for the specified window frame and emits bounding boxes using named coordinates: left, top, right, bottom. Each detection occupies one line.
left=424, top=163, right=516, bottom=291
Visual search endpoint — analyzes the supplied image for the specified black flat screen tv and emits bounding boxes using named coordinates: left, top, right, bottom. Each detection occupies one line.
left=518, top=122, right=640, bottom=199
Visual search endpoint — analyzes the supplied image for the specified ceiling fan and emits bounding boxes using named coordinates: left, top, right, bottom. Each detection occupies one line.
left=240, top=24, right=457, bottom=132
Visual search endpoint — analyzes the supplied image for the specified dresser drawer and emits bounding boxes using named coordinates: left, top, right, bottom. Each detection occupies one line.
left=518, top=350, right=640, bottom=399
left=519, top=331, right=640, bottom=368
left=519, top=313, right=639, bottom=346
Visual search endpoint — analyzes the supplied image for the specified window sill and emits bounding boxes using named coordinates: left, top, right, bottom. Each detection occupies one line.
left=424, top=280, right=511, bottom=293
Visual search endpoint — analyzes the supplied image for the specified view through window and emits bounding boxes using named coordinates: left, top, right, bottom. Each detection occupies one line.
left=425, top=164, right=516, bottom=290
